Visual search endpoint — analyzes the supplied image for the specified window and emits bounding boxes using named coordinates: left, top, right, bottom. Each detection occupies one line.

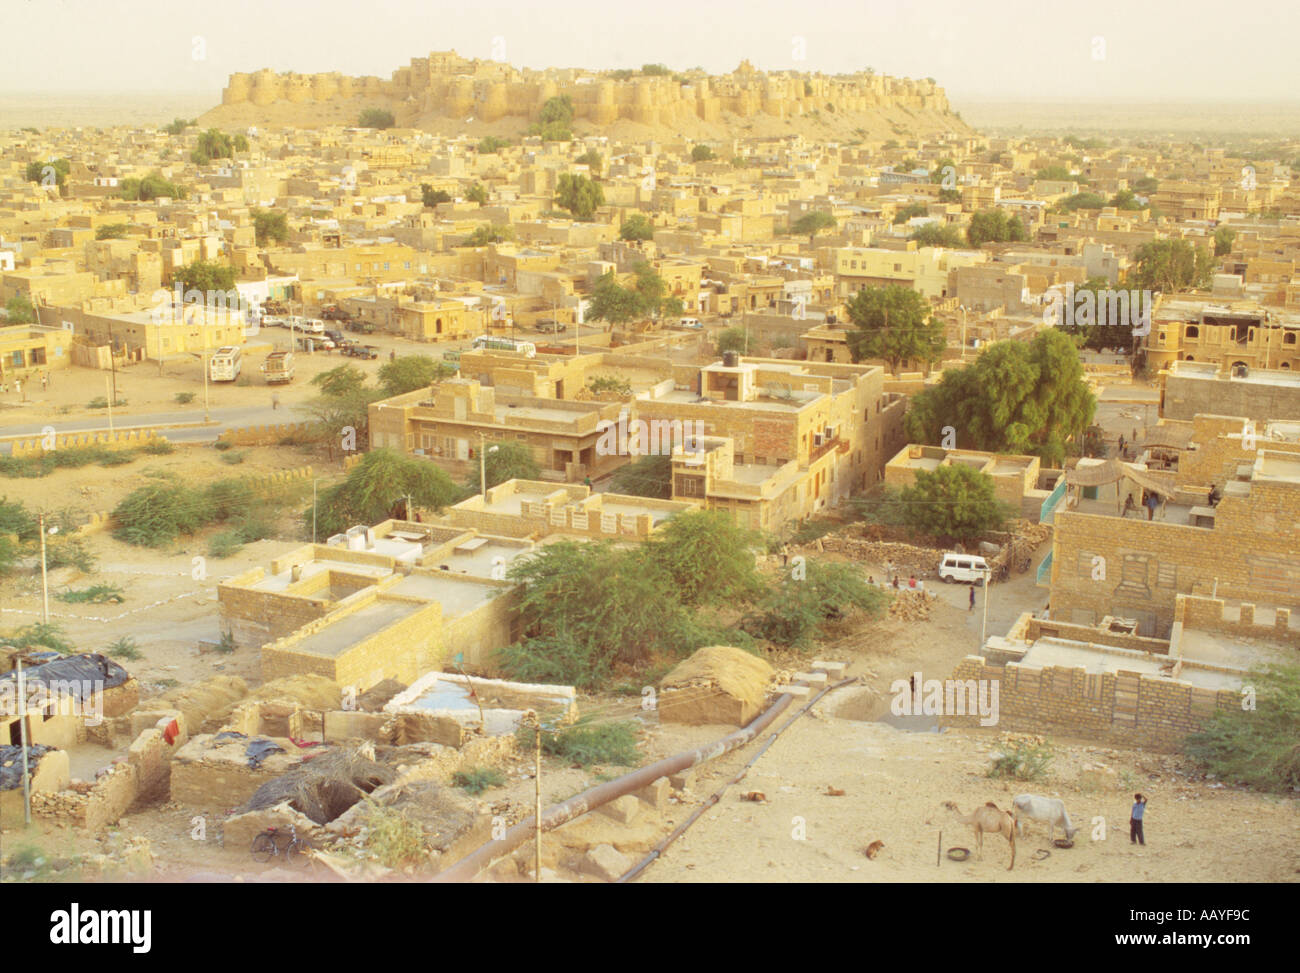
left=1286, top=332, right=1297, bottom=345
left=1185, top=325, right=1199, bottom=339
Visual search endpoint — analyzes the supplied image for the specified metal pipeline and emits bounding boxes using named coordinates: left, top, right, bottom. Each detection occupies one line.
left=431, top=683, right=809, bottom=883
left=616, top=676, right=854, bottom=883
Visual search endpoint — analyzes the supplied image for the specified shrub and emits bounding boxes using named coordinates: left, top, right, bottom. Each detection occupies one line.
left=216, top=630, right=237, bottom=655
left=99, top=451, right=135, bottom=467
left=451, top=767, right=507, bottom=796
left=988, top=738, right=1054, bottom=781
left=522, top=718, right=641, bottom=768
left=359, top=799, right=427, bottom=869
left=4, top=622, right=74, bottom=654
left=112, top=483, right=206, bottom=547
left=43, top=536, right=97, bottom=572
left=141, top=439, right=174, bottom=455
left=219, top=450, right=246, bottom=465
left=213, top=439, right=233, bottom=451
left=207, top=530, right=245, bottom=559
left=742, top=560, right=887, bottom=649
left=56, top=584, right=124, bottom=604
left=107, top=636, right=142, bottom=661
left=1184, top=665, right=1300, bottom=793
left=174, top=392, right=196, bottom=404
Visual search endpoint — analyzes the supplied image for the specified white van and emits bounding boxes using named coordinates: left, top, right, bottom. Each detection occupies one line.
left=302, top=318, right=326, bottom=335
left=209, top=346, right=242, bottom=382
left=679, top=317, right=702, bottom=330
left=939, top=553, right=990, bottom=585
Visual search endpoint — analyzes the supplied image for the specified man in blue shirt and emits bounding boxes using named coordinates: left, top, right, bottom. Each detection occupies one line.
left=1130, top=793, right=1147, bottom=845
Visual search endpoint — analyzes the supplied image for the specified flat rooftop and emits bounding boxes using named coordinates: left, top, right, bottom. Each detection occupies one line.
left=251, top=558, right=390, bottom=593
left=389, top=574, right=497, bottom=616
left=292, top=600, right=419, bottom=658
left=1020, top=637, right=1243, bottom=692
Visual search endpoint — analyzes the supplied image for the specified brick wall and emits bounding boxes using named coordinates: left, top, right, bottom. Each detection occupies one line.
left=940, top=654, right=1238, bottom=751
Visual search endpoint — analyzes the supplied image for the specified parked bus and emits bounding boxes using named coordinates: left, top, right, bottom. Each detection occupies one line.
left=260, top=350, right=295, bottom=384
left=209, top=346, right=242, bottom=382
left=471, top=335, right=536, bottom=358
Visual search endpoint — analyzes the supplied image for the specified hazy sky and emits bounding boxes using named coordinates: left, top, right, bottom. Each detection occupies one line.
left=5, top=0, right=1298, bottom=103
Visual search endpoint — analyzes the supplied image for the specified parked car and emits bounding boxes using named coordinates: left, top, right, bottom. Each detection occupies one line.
left=938, top=553, right=990, bottom=585
left=344, top=343, right=379, bottom=359
left=535, top=319, right=567, bottom=334
left=261, top=315, right=285, bottom=329
left=679, top=317, right=702, bottom=330
left=321, top=305, right=351, bottom=322
left=262, top=299, right=289, bottom=316
left=323, top=329, right=345, bottom=345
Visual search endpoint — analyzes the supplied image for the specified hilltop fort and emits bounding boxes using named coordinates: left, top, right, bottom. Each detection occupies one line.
left=204, top=51, right=966, bottom=138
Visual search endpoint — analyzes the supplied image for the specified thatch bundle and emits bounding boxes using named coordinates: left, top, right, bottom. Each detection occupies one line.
left=241, top=745, right=394, bottom=824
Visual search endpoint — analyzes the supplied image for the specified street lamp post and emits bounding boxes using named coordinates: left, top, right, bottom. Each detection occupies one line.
left=39, top=514, right=59, bottom=624
left=478, top=433, right=498, bottom=499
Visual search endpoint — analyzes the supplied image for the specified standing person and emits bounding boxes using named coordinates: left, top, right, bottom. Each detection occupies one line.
left=583, top=475, right=592, bottom=490
left=1130, top=793, right=1147, bottom=846
left=969, top=586, right=976, bottom=611
left=41, top=372, right=48, bottom=391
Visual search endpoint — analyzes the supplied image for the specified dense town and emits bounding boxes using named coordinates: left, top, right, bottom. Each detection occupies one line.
left=1, top=47, right=1297, bottom=887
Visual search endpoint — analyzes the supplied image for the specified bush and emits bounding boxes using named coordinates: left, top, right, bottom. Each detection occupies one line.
left=43, top=536, right=97, bottom=572
left=523, top=718, right=640, bottom=768
left=213, top=439, right=232, bottom=451
left=988, top=738, right=1054, bottom=781
left=451, top=767, right=507, bottom=796
left=1184, top=665, right=1300, bottom=793
left=607, top=454, right=672, bottom=499
left=358, top=108, right=396, bottom=130
left=174, top=392, right=195, bottom=404
left=207, top=530, right=245, bottom=559
left=4, top=622, right=74, bottom=654
left=219, top=450, right=246, bottom=465
left=56, top=584, right=124, bottom=604
left=359, top=799, right=427, bottom=868
left=216, top=630, right=237, bottom=655
left=643, top=510, right=764, bottom=608
left=141, top=439, right=174, bottom=455
left=112, top=483, right=206, bottom=547
left=898, top=464, right=1013, bottom=543
left=107, top=636, right=142, bottom=661
left=742, top=560, right=887, bottom=649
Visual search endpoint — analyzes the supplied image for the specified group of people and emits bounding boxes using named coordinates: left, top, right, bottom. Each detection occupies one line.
left=1, top=370, right=51, bottom=396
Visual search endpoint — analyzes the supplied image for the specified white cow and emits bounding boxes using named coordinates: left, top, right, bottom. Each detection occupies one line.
left=1012, top=794, right=1078, bottom=842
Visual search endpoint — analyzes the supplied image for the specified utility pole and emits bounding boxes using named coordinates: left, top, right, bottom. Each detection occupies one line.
left=312, top=478, right=318, bottom=543
left=107, top=320, right=117, bottom=405
left=16, top=656, right=31, bottom=826
left=479, top=432, right=487, bottom=499
left=202, top=318, right=210, bottom=423
left=105, top=374, right=114, bottom=436
left=39, top=513, right=50, bottom=623
left=980, top=569, right=991, bottom=649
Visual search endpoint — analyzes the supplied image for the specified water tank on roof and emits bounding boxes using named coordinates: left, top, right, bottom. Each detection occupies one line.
left=722, top=350, right=740, bottom=367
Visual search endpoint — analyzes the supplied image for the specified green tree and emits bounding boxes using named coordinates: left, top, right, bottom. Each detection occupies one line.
left=1214, top=226, right=1237, bottom=257
left=619, top=213, right=655, bottom=241
left=121, top=171, right=185, bottom=201
left=575, top=149, right=603, bottom=173
left=252, top=208, right=289, bottom=246
left=743, top=560, right=886, bottom=649
left=641, top=63, right=671, bottom=76
left=358, top=108, right=396, bottom=129
left=310, top=363, right=368, bottom=399
left=892, top=202, right=929, bottom=225
left=1133, top=176, right=1159, bottom=195
left=5, top=293, right=37, bottom=324
left=845, top=285, right=946, bottom=375
left=691, top=144, right=716, bottom=163
left=501, top=540, right=694, bottom=686
left=967, top=209, right=1028, bottom=247
left=903, top=328, right=1095, bottom=465
left=464, top=440, right=541, bottom=493
left=95, top=223, right=129, bottom=240
left=1109, top=189, right=1145, bottom=210
left=476, top=135, right=511, bottom=154
left=25, top=158, right=70, bottom=192
left=937, top=188, right=962, bottom=204
left=716, top=327, right=749, bottom=355
left=466, top=183, right=489, bottom=206
left=898, top=464, right=1012, bottom=542
left=421, top=184, right=451, bottom=208
left=1035, top=165, right=1074, bottom=182
left=555, top=172, right=604, bottom=220
left=1059, top=276, right=1138, bottom=352
left=163, top=118, right=195, bottom=135
left=1184, top=664, right=1300, bottom=794
left=585, top=261, right=676, bottom=327
left=644, top=510, right=764, bottom=607
left=1130, top=239, right=1214, bottom=292
left=463, top=224, right=514, bottom=247
left=607, top=454, right=672, bottom=498
left=378, top=355, right=457, bottom=397
left=172, top=260, right=236, bottom=295
left=313, top=448, right=462, bottom=536
left=930, top=158, right=957, bottom=184
left=791, top=210, right=836, bottom=244
left=1057, top=191, right=1107, bottom=212
left=190, top=128, right=240, bottom=164
left=909, top=223, right=966, bottom=247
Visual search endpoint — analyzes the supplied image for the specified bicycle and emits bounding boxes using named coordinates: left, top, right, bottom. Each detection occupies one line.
left=250, top=824, right=312, bottom=866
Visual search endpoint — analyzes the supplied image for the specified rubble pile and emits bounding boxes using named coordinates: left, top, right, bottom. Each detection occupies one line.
left=887, top=590, right=933, bottom=621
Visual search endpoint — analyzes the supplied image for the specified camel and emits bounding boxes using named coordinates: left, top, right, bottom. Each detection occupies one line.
left=946, top=801, right=1016, bottom=870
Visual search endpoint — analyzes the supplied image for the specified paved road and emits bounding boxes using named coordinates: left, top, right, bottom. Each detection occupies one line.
left=0, top=403, right=291, bottom=451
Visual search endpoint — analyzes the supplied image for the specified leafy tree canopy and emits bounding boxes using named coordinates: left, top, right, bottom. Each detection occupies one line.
left=845, top=284, right=946, bottom=375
